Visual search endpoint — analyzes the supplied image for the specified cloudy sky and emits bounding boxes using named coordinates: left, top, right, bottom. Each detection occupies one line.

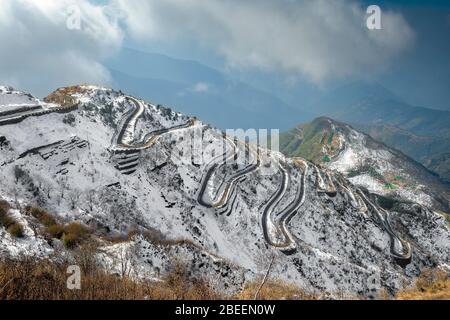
left=1, top=0, right=449, bottom=110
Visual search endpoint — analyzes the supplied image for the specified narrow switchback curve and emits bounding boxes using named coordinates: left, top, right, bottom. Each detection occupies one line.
left=335, top=174, right=360, bottom=209
left=112, top=96, right=195, bottom=151
left=197, top=138, right=260, bottom=209
left=110, top=96, right=195, bottom=174
left=0, top=103, right=78, bottom=126
left=211, top=141, right=261, bottom=209
left=277, top=159, right=309, bottom=253
left=261, top=160, right=289, bottom=248
left=197, top=134, right=237, bottom=208
left=313, top=165, right=336, bottom=196
left=357, top=190, right=412, bottom=263
left=260, top=158, right=309, bottom=253
left=260, top=156, right=412, bottom=263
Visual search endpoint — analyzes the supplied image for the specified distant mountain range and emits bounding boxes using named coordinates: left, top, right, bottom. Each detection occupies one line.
left=107, top=52, right=450, bottom=183
left=299, top=82, right=450, bottom=184
left=106, top=48, right=313, bottom=130
left=309, top=82, right=450, bottom=137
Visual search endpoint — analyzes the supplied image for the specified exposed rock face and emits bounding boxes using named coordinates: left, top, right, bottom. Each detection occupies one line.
left=0, top=85, right=448, bottom=298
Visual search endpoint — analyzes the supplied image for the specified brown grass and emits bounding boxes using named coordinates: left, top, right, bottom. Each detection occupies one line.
left=24, top=206, right=93, bottom=249
left=0, top=200, right=11, bottom=215
left=396, top=269, right=450, bottom=300
left=46, top=224, right=65, bottom=239
left=44, top=86, right=83, bottom=106
left=1, top=244, right=448, bottom=300
left=155, top=262, right=221, bottom=300
left=0, top=200, right=24, bottom=238
left=61, top=222, right=92, bottom=249
left=234, top=278, right=318, bottom=300
left=0, top=253, right=221, bottom=300
left=24, top=205, right=57, bottom=227
left=6, top=223, right=24, bottom=238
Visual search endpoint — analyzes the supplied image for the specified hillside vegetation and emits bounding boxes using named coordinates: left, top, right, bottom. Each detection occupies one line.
left=1, top=253, right=448, bottom=300
left=280, top=117, right=343, bottom=163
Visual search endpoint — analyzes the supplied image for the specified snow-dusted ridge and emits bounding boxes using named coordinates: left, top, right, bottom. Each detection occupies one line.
left=283, top=117, right=450, bottom=213
left=0, top=85, right=448, bottom=298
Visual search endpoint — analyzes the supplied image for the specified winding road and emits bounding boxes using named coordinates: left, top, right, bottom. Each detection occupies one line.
left=261, top=159, right=308, bottom=253
left=110, top=96, right=195, bottom=174
left=357, top=190, right=412, bottom=262
left=112, top=96, right=195, bottom=151
left=110, top=96, right=413, bottom=264
left=313, top=165, right=336, bottom=196
left=1, top=90, right=414, bottom=265
left=197, top=137, right=260, bottom=209
left=0, top=104, right=78, bottom=126
left=335, top=175, right=360, bottom=209
left=259, top=158, right=411, bottom=262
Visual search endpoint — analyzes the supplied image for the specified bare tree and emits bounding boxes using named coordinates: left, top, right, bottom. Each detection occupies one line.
left=84, top=190, right=95, bottom=212
left=57, top=176, right=68, bottom=199
left=118, top=243, right=137, bottom=278
left=68, top=189, right=81, bottom=210
left=42, top=184, right=52, bottom=199
left=254, top=252, right=276, bottom=300
left=7, top=186, right=20, bottom=209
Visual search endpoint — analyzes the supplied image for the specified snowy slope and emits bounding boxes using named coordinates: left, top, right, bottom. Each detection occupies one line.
left=281, top=117, right=450, bottom=213
left=0, top=86, right=448, bottom=298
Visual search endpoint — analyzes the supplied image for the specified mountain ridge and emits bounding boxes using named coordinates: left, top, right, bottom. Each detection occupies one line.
left=0, top=84, right=448, bottom=298
left=107, top=48, right=313, bottom=130
left=280, top=117, right=450, bottom=213
left=305, top=81, right=450, bottom=186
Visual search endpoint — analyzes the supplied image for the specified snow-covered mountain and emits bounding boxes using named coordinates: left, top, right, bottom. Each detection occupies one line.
left=305, top=82, right=450, bottom=186
left=280, top=117, right=450, bottom=214
left=0, top=85, right=449, bottom=298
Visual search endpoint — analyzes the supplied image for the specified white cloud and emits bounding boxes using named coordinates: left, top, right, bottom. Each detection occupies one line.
left=115, top=0, right=414, bottom=82
left=192, top=82, right=209, bottom=93
left=0, top=0, right=415, bottom=95
left=0, top=0, right=123, bottom=96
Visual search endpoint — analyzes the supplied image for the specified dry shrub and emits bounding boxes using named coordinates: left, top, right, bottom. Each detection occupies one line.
left=0, top=200, right=11, bottom=215
left=156, top=262, right=221, bottom=300
left=0, top=255, right=221, bottom=300
left=47, top=224, right=65, bottom=239
left=127, top=228, right=202, bottom=252
left=127, top=227, right=166, bottom=244
left=396, top=269, right=450, bottom=300
left=102, top=233, right=129, bottom=244
left=0, top=200, right=24, bottom=238
left=25, top=206, right=57, bottom=227
left=7, top=223, right=24, bottom=238
left=24, top=206, right=92, bottom=249
left=377, top=288, right=392, bottom=300
left=0, top=256, right=150, bottom=300
left=0, top=213, right=15, bottom=228
left=235, top=278, right=317, bottom=300
left=62, top=222, right=91, bottom=249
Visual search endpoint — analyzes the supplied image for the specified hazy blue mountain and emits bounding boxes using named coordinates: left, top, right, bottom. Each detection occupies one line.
left=107, top=48, right=225, bottom=87
left=301, top=82, right=450, bottom=183
left=355, top=122, right=450, bottom=184
left=310, top=82, right=450, bottom=137
left=106, top=48, right=313, bottom=130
